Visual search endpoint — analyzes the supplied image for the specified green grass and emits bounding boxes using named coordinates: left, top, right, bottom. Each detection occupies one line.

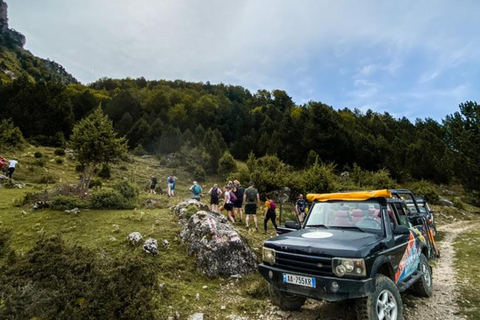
left=454, top=227, right=480, bottom=319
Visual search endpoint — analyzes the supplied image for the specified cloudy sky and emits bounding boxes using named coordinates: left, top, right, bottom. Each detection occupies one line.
left=7, top=0, right=480, bottom=120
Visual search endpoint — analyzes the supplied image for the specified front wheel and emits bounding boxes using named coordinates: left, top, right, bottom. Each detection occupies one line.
left=356, top=274, right=403, bottom=320
left=268, top=284, right=306, bottom=311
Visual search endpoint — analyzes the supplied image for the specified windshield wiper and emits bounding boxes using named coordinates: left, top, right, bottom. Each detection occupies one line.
left=306, top=224, right=329, bottom=229
left=330, top=225, right=365, bottom=232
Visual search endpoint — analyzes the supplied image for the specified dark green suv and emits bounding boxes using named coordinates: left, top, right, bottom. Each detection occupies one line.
left=259, top=190, right=436, bottom=320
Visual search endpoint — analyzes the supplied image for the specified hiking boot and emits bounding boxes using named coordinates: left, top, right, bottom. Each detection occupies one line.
left=255, top=227, right=258, bottom=232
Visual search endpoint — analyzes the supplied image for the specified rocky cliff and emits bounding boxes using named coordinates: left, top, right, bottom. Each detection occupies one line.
left=0, top=0, right=77, bottom=84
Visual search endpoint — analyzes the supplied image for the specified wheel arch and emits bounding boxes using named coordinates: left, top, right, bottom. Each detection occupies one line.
left=370, top=256, right=395, bottom=282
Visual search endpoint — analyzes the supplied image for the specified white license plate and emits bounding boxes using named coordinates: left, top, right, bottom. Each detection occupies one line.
left=283, top=273, right=316, bottom=288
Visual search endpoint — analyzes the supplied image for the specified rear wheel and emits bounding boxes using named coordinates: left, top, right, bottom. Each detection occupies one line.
left=356, top=274, right=402, bottom=320
left=268, top=284, right=306, bottom=311
left=412, top=254, right=434, bottom=297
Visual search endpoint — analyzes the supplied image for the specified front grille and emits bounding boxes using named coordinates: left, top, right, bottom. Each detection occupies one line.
left=275, top=251, right=332, bottom=276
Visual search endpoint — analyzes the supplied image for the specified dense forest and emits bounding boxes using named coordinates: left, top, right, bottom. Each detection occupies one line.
left=1, top=76, right=479, bottom=196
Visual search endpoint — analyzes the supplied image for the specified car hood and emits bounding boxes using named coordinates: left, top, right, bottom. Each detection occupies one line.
left=264, top=228, right=383, bottom=258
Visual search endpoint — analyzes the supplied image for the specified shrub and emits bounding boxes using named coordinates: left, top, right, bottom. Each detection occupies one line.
left=119, top=165, right=128, bottom=171
left=133, top=144, right=147, bottom=156
left=51, top=195, right=88, bottom=210
left=350, top=164, right=396, bottom=190
left=54, top=148, right=66, bottom=156
left=34, top=151, right=43, bottom=158
left=0, top=119, right=25, bottom=148
left=218, top=151, right=237, bottom=175
left=411, top=181, right=440, bottom=204
left=301, top=161, right=339, bottom=194
left=97, top=164, right=111, bottom=179
left=75, top=164, right=85, bottom=172
left=55, top=158, right=64, bottom=164
left=453, top=197, right=464, bottom=210
left=89, top=178, right=103, bottom=188
left=113, top=180, right=139, bottom=200
left=0, top=236, right=160, bottom=320
left=463, top=191, right=480, bottom=207
left=34, top=158, right=46, bottom=167
left=90, top=189, right=131, bottom=209
left=0, top=227, right=12, bottom=259
left=192, top=165, right=206, bottom=182
left=34, top=174, right=58, bottom=184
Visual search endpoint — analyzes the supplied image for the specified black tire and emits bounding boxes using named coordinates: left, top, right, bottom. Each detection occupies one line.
left=268, top=284, right=306, bottom=311
left=356, top=274, right=403, bottom=320
left=412, top=254, right=434, bottom=297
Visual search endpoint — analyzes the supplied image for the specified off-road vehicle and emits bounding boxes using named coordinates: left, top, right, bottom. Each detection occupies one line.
left=259, top=189, right=436, bottom=320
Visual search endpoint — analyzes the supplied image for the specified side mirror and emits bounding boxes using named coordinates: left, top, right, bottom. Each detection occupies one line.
left=285, top=220, right=300, bottom=230
left=393, top=225, right=410, bottom=235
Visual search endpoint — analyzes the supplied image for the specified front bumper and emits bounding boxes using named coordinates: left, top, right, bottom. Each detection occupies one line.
left=259, top=264, right=374, bottom=302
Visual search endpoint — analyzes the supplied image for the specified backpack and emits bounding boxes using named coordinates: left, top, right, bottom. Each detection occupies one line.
left=193, top=185, right=201, bottom=195
left=270, top=201, right=277, bottom=210
left=211, top=187, right=219, bottom=200
left=151, top=177, right=158, bottom=184
left=246, top=188, right=257, bottom=202
left=168, top=176, right=174, bottom=183
left=229, top=191, right=237, bottom=203
left=236, top=186, right=245, bottom=200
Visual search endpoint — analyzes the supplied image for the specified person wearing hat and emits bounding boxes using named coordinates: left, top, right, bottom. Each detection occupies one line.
left=190, top=181, right=202, bottom=200
left=243, top=181, right=260, bottom=231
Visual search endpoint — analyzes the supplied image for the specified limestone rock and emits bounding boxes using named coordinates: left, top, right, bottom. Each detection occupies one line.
left=127, top=232, right=143, bottom=245
left=65, top=207, right=80, bottom=214
left=439, top=198, right=453, bottom=207
left=188, top=313, right=204, bottom=320
left=179, top=210, right=257, bottom=278
left=143, top=238, right=158, bottom=256
left=270, top=187, right=291, bottom=204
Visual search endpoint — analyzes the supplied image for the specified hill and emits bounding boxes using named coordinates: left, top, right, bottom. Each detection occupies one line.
left=0, top=0, right=77, bottom=84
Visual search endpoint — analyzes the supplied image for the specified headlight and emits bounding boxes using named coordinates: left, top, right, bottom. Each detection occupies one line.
left=262, top=247, right=276, bottom=265
left=332, top=258, right=366, bottom=277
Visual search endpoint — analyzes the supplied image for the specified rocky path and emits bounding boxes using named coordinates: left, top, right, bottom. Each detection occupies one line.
left=259, top=221, right=476, bottom=320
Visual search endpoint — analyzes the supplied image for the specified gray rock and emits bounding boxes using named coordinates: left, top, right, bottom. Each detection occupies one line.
left=33, top=201, right=50, bottom=210
left=171, top=199, right=210, bottom=219
left=179, top=209, right=257, bottom=278
left=109, top=236, right=117, bottom=242
left=439, top=198, right=453, bottom=207
left=21, top=210, right=27, bottom=216
left=270, top=187, right=291, bottom=204
left=65, top=207, right=80, bottom=214
left=188, top=313, right=204, bottom=320
left=143, top=238, right=159, bottom=256
left=141, top=154, right=153, bottom=159
left=127, top=232, right=143, bottom=245
left=162, top=239, right=170, bottom=247
left=0, top=174, right=8, bottom=181
left=14, top=183, right=25, bottom=189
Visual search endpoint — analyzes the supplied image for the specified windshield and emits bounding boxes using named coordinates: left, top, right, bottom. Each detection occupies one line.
left=305, top=201, right=384, bottom=233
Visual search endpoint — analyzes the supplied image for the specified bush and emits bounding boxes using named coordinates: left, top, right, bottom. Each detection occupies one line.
left=34, top=174, right=58, bottom=184
left=97, top=164, right=111, bottom=179
left=411, top=181, right=440, bottom=204
left=90, top=189, right=131, bottom=209
left=0, top=119, right=25, bottom=149
left=34, top=158, right=46, bottom=167
left=75, top=164, right=85, bottom=173
left=192, top=165, right=206, bottom=182
left=89, top=178, right=103, bottom=188
left=113, top=180, right=139, bottom=200
left=119, top=165, right=128, bottom=171
left=51, top=195, right=89, bottom=210
left=301, top=161, right=339, bottom=193
left=218, top=151, right=237, bottom=175
left=54, top=148, right=66, bottom=156
left=453, top=197, right=464, bottom=210
left=350, top=164, right=396, bottom=190
left=0, top=227, right=12, bottom=259
left=55, top=158, right=64, bottom=164
left=463, top=191, right=480, bottom=207
left=34, top=151, right=43, bottom=158
left=133, top=144, right=147, bottom=156
left=0, top=236, right=160, bottom=320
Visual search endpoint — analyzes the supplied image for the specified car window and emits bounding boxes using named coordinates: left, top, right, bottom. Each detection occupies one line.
left=394, top=203, right=410, bottom=227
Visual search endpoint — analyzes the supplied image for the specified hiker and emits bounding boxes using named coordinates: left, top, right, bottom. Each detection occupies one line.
left=149, top=174, right=158, bottom=194
left=208, top=183, right=222, bottom=212
left=295, top=194, right=307, bottom=224
left=190, top=181, right=202, bottom=201
left=243, top=181, right=260, bottom=231
left=6, top=158, right=18, bottom=179
left=264, top=194, right=278, bottom=233
left=167, top=174, right=174, bottom=197
left=233, top=180, right=245, bottom=222
left=170, top=176, right=176, bottom=196
left=223, top=185, right=236, bottom=224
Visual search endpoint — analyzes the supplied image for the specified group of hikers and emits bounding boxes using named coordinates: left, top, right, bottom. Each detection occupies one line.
left=146, top=173, right=309, bottom=234
left=0, top=156, right=18, bottom=179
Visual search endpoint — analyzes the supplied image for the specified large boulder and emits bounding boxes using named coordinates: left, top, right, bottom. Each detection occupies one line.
left=171, top=199, right=210, bottom=220
left=270, top=187, right=291, bottom=204
left=143, top=238, right=159, bottom=256
left=179, top=210, right=257, bottom=278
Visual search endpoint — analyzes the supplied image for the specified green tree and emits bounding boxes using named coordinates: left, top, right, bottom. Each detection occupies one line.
left=71, top=107, right=127, bottom=190
left=0, top=118, right=25, bottom=149
left=444, top=101, right=480, bottom=191
left=218, top=151, right=238, bottom=175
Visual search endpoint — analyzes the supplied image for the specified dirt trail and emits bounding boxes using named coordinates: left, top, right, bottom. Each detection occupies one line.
left=403, top=221, right=474, bottom=320
left=261, top=221, right=475, bottom=320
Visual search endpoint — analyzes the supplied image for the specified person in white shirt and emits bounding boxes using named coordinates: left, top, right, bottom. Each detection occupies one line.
left=7, top=159, right=18, bottom=179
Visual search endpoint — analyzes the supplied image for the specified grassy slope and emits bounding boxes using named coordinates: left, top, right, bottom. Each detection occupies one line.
left=0, top=146, right=280, bottom=319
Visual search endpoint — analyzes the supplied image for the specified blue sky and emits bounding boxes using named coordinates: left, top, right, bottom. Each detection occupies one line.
left=7, top=0, right=480, bottom=121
